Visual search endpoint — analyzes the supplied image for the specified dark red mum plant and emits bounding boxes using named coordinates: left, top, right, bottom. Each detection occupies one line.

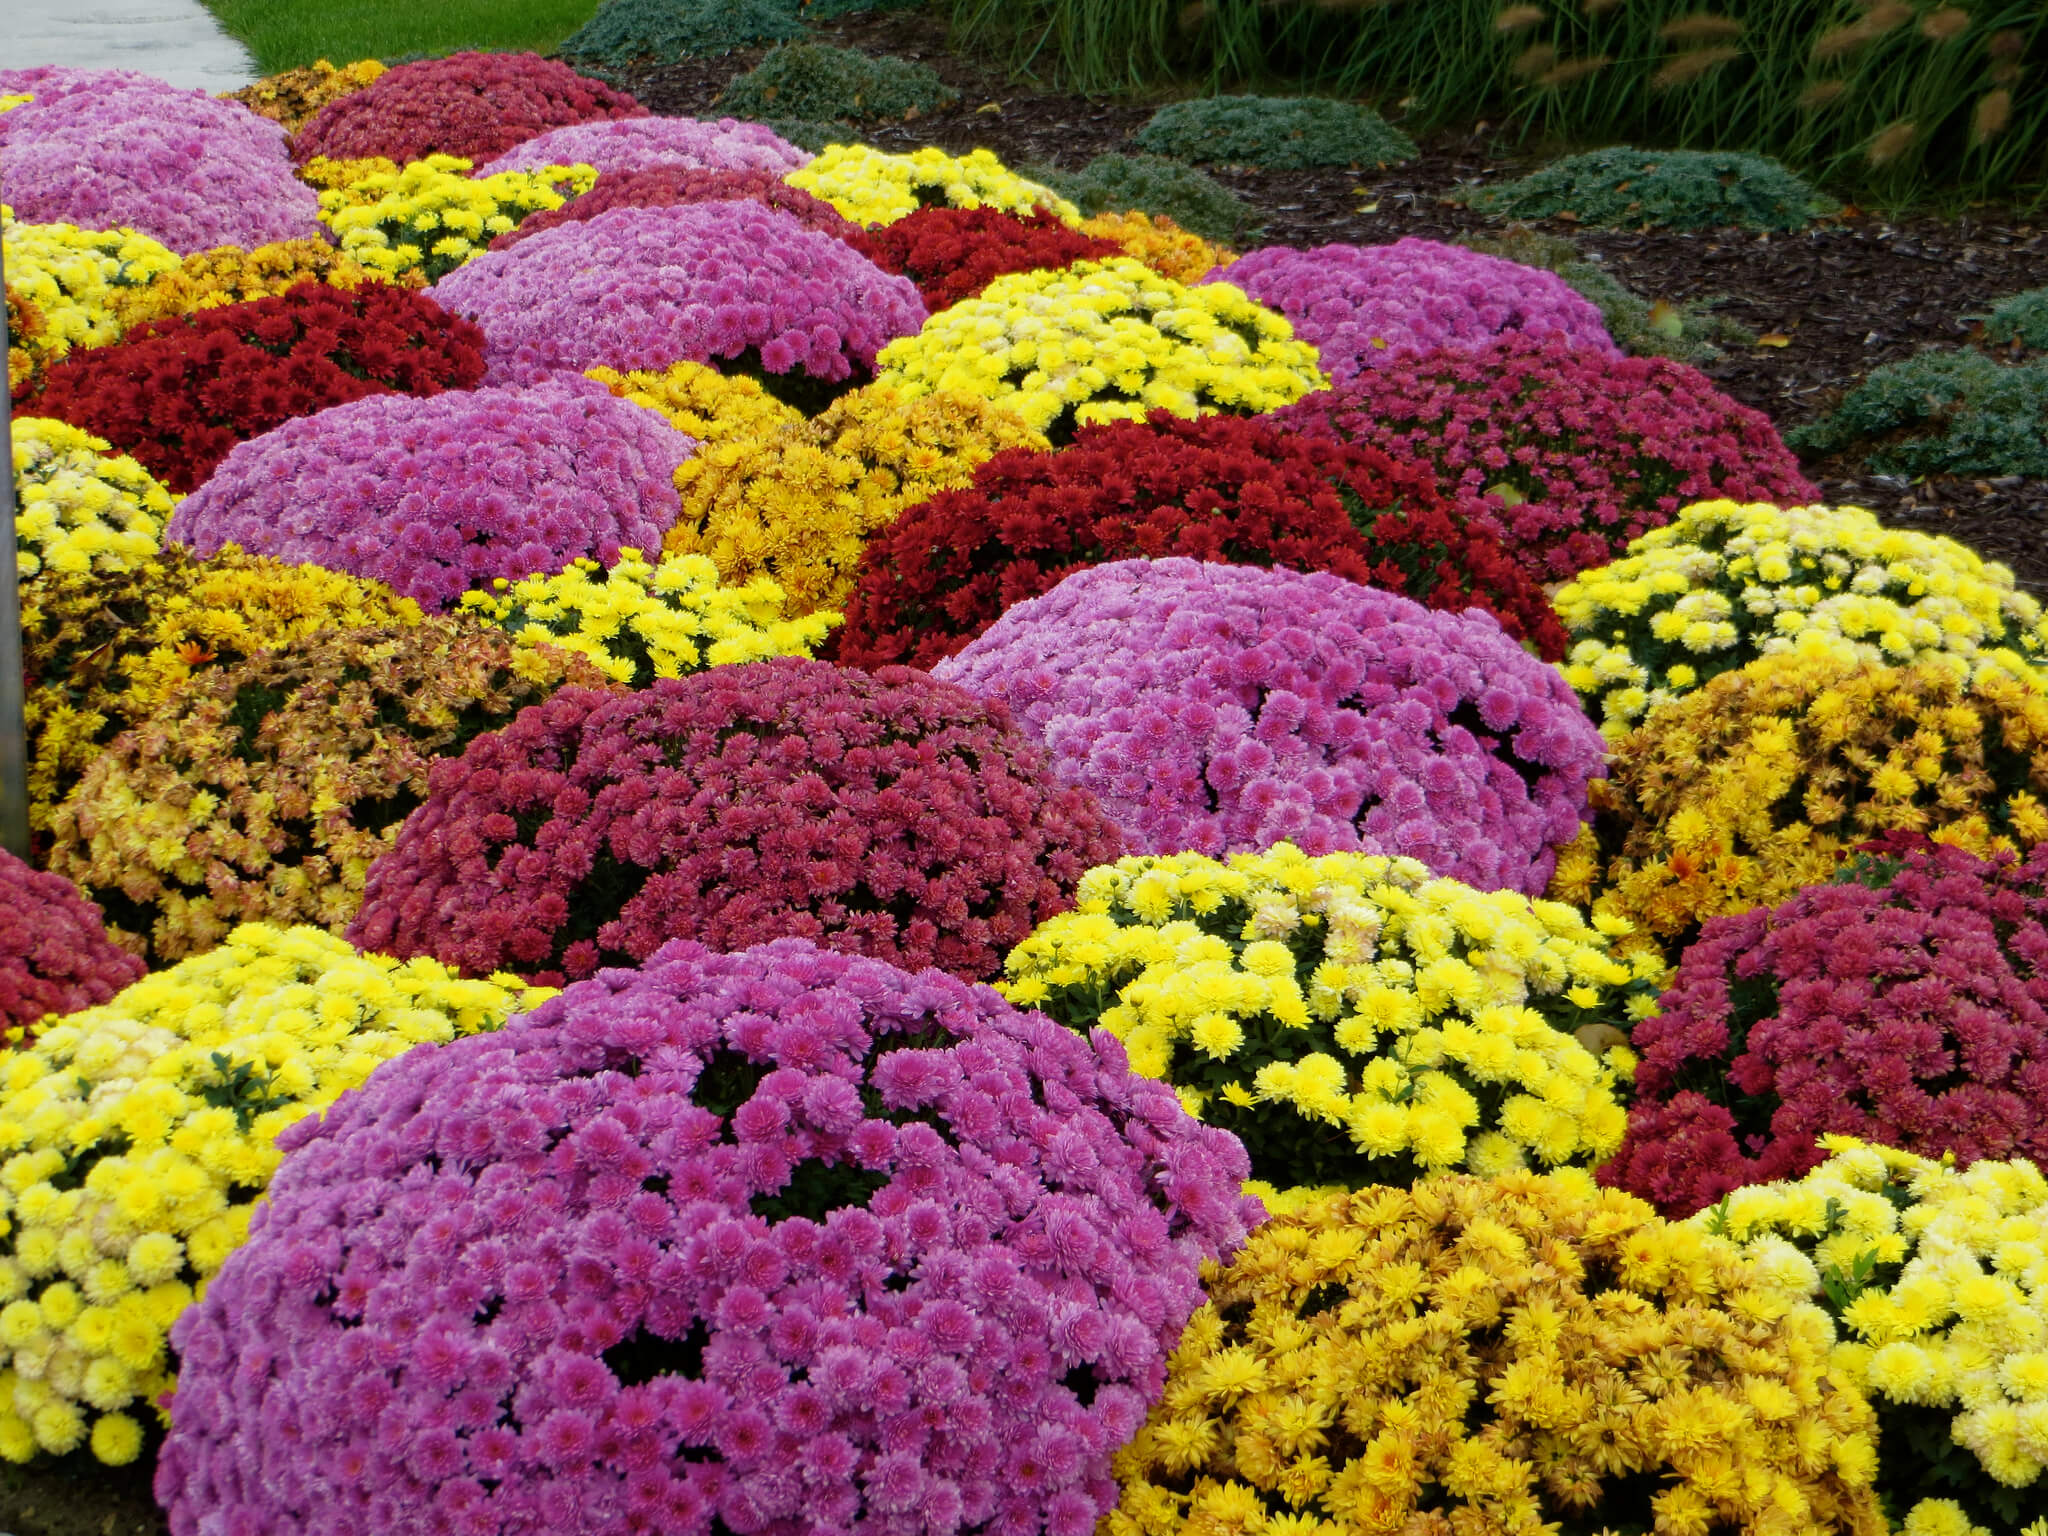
left=832, top=412, right=1568, bottom=671
left=488, top=165, right=854, bottom=252
left=347, top=657, right=1125, bottom=987
left=1601, top=840, right=2048, bottom=1217
left=291, top=50, right=646, bottom=167
left=1272, top=331, right=1817, bottom=581
left=26, top=281, right=487, bottom=492
left=848, top=207, right=1123, bottom=314
left=0, top=848, right=144, bottom=1038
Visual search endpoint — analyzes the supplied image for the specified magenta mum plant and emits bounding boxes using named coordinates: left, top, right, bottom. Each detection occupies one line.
left=0, top=849, right=144, bottom=1039
left=0, top=72, right=319, bottom=253
left=165, top=375, right=693, bottom=610
left=930, top=557, right=1605, bottom=893
left=1273, top=330, right=1816, bottom=581
left=347, top=658, right=1125, bottom=986
left=431, top=203, right=926, bottom=392
left=478, top=117, right=809, bottom=178
left=156, top=936, right=1261, bottom=1536
left=1602, top=841, right=2048, bottom=1217
left=1206, top=238, right=1616, bottom=383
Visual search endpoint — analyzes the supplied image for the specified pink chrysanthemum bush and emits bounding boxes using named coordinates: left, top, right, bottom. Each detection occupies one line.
left=1273, top=330, right=1817, bottom=581
left=165, top=375, right=693, bottom=609
left=0, top=71, right=320, bottom=254
left=289, top=51, right=646, bottom=168
left=347, top=658, right=1126, bottom=986
left=1206, top=238, right=1616, bottom=383
left=931, top=558, right=1606, bottom=893
left=432, top=204, right=926, bottom=400
left=478, top=117, right=808, bottom=178
left=0, top=848, right=143, bottom=1041
left=489, top=166, right=853, bottom=253
left=1603, top=839, right=2048, bottom=1217
left=155, top=936, right=1261, bottom=1536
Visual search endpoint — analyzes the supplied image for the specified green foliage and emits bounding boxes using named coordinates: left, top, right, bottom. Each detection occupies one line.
left=1454, top=225, right=1752, bottom=364
left=715, top=41, right=958, bottom=122
left=1133, top=94, right=1417, bottom=170
left=943, top=0, right=2048, bottom=211
left=560, top=0, right=803, bottom=66
left=1459, top=147, right=1833, bottom=232
left=802, top=0, right=923, bottom=15
left=1030, top=153, right=1257, bottom=244
left=1975, top=286, right=2048, bottom=353
left=199, top=0, right=608, bottom=74
left=1788, top=347, right=2048, bottom=479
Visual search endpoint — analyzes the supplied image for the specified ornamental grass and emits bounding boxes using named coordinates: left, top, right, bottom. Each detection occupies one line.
left=1274, top=330, right=1816, bottom=582
left=872, top=258, right=1325, bottom=442
left=1002, top=844, right=1649, bottom=1210
left=1558, top=499, right=2048, bottom=738
left=1552, top=644, right=2048, bottom=959
left=316, top=155, right=598, bottom=283
left=833, top=412, right=1566, bottom=671
left=489, top=165, right=854, bottom=253
left=44, top=621, right=613, bottom=967
left=1606, top=841, right=2048, bottom=1218
left=0, top=924, right=542, bottom=1466
left=19, top=546, right=421, bottom=833
left=1108, top=1170, right=1885, bottom=1536
left=0, top=851, right=142, bottom=1042
left=665, top=383, right=1049, bottom=618
left=348, top=658, right=1125, bottom=987
left=11, top=416, right=170, bottom=580
left=25, top=282, right=488, bottom=493
left=785, top=145, right=1077, bottom=228
left=156, top=936, right=1258, bottom=1532
left=934, top=559, right=1606, bottom=893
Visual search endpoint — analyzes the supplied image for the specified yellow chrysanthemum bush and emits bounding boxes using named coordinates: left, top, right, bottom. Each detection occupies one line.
left=459, top=547, right=836, bottom=687
left=1, top=204, right=179, bottom=364
left=11, top=416, right=169, bottom=581
left=7, top=285, right=58, bottom=395
left=1109, top=1170, right=1886, bottom=1536
left=664, top=382, right=1050, bottom=615
left=1559, top=500, right=2048, bottom=738
left=45, top=619, right=611, bottom=966
left=294, top=154, right=399, bottom=194
left=1000, top=846, right=1651, bottom=1212
left=221, top=58, right=386, bottom=133
left=1705, top=1139, right=2048, bottom=1536
left=20, top=546, right=421, bottom=831
left=108, top=237, right=413, bottom=330
left=586, top=360, right=805, bottom=450
left=315, top=154, right=597, bottom=281
left=785, top=144, right=1077, bottom=228
left=1077, top=210, right=1236, bottom=285
left=1552, top=642, right=2048, bottom=958
left=873, top=257, right=1325, bottom=442
left=0, top=923, right=544, bottom=1465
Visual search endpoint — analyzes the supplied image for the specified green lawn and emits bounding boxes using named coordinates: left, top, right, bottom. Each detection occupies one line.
left=200, top=0, right=608, bottom=73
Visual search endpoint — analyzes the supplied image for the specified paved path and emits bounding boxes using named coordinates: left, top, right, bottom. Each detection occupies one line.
left=7, top=0, right=257, bottom=93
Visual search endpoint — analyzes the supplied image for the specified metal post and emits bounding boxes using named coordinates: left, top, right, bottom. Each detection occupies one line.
left=0, top=231, right=29, bottom=859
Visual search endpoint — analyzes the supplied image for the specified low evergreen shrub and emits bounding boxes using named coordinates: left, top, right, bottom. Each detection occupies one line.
left=1789, top=347, right=2048, bottom=479
left=1030, top=153, right=1255, bottom=245
left=716, top=42, right=957, bottom=123
left=1134, top=94, right=1416, bottom=170
left=1977, top=286, right=2048, bottom=354
left=560, top=0, right=804, bottom=67
left=1460, top=147, right=1835, bottom=233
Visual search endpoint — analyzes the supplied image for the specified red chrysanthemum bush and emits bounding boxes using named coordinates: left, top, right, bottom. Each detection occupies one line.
left=488, top=165, right=854, bottom=253
left=1273, top=331, right=1817, bottom=581
left=848, top=208, right=1124, bottom=315
left=25, top=281, right=487, bottom=492
left=347, top=657, right=1125, bottom=987
left=0, top=847, right=144, bottom=1041
left=833, top=413, right=1568, bottom=670
left=1602, top=839, right=2048, bottom=1216
left=291, top=51, right=645, bottom=168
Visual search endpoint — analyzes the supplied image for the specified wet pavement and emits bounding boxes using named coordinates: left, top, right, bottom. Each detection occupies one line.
left=6, top=0, right=255, bottom=93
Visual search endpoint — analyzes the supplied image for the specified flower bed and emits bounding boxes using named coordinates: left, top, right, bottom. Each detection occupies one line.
left=848, top=207, right=1123, bottom=313
left=490, top=165, right=853, bottom=252
left=25, top=283, right=488, bottom=492
left=347, top=658, right=1124, bottom=985
left=1275, top=330, right=1816, bottom=580
left=431, top=202, right=925, bottom=395
left=833, top=412, right=1566, bottom=669
left=0, top=850, right=142, bottom=1039
left=164, top=375, right=693, bottom=609
left=155, top=936, right=1257, bottom=1533
left=478, top=116, right=808, bottom=177
left=932, top=558, right=1605, bottom=890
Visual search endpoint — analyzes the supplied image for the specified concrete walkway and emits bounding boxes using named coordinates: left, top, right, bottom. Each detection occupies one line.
left=8, top=0, right=257, bottom=93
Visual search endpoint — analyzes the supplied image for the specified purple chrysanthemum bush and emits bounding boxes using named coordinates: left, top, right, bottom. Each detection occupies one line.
left=931, top=558, right=1606, bottom=893
left=430, top=204, right=926, bottom=395
left=0, top=69, right=320, bottom=253
left=478, top=118, right=809, bottom=178
left=1205, top=238, right=1616, bottom=383
left=156, top=937, right=1260, bottom=1536
left=164, top=374, right=694, bottom=609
